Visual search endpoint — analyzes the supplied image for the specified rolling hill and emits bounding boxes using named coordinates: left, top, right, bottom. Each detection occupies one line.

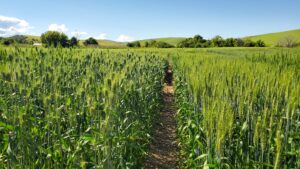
left=246, top=29, right=300, bottom=47
left=137, top=37, right=186, bottom=46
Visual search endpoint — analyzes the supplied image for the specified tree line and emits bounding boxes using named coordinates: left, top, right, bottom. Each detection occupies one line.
left=0, top=31, right=99, bottom=47
left=40, top=31, right=98, bottom=47
left=177, top=35, right=266, bottom=47
left=127, top=35, right=267, bottom=48
left=1, top=32, right=299, bottom=48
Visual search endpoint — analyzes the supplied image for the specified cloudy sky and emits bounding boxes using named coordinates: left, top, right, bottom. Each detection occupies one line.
left=1, top=0, right=300, bottom=41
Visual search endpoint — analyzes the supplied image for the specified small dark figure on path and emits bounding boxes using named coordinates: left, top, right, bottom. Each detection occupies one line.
left=165, top=64, right=173, bottom=85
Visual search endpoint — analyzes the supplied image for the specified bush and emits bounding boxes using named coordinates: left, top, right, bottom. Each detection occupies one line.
left=243, top=39, right=256, bottom=47
left=41, top=31, right=69, bottom=47
left=212, top=35, right=224, bottom=47
left=235, top=38, right=245, bottom=47
left=2, top=39, right=15, bottom=46
left=69, top=37, right=78, bottom=47
left=224, top=38, right=236, bottom=47
left=255, top=40, right=265, bottom=47
left=84, top=37, right=98, bottom=46
left=127, top=41, right=141, bottom=47
left=141, top=40, right=174, bottom=48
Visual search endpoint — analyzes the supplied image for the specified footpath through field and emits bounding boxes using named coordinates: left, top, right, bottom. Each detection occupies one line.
left=142, top=66, right=179, bottom=169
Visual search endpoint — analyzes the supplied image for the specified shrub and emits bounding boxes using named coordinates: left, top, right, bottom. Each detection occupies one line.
left=84, top=37, right=98, bottom=46
left=2, top=39, right=15, bottom=46
left=127, top=41, right=141, bottom=47
left=255, top=40, right=265, bottom=47
left=69, top=37, right=78, bottom=47
left=212, top=35, right=224, bottom=47
left=243, top=39, right=256, bottom=47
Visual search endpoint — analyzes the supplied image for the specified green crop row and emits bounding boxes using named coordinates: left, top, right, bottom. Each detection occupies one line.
left=0, top=47, right=165, bottom=168
left=173, top=48, right=300, bottom=168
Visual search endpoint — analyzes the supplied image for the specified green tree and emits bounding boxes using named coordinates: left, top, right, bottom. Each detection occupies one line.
left=235, top=38, right=245, bottom=47
left=69, top=37, right=79, bottom=47
left=144, top=41, right=149, bottom=47
left=84, top=37, right=98, bottom=46
left=224, top=38, right=236, bottom=47
left=244, top=39, right=256, bottom=47
left=41, top=31, right=69, bottom=47
left=2, top=39, right=15, bottom=46
left=212, top=35, right=224, bottom=47
left=255, top=40, right=265, bottom=47
left=127, top=41, right=141, bottom=47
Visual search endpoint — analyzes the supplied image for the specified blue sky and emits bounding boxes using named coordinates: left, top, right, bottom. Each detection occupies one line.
left=0, top=0, right=300, bottom=41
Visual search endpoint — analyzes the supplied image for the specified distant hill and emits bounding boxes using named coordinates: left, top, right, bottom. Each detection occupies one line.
left=245, top=29, right=300, bottom=47
left=137, top=37, right=186, bottom=46
left=25, top=35, right=41, bottom=43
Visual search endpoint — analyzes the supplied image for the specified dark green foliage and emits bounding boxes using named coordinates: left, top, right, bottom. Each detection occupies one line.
left=127, top=41, right=141, bottom=47
left=224, top=38, right=237, bottom=47
left=8, top=35, right=28, bottom=44
left=144, top=41, right=149, bottom=47
left=212, top=35, right=224, bottom=47
left=177, top=35, right=206, bottom=48
left=255, top=40, right=266, bottom=47
left=2, top=39, right=15, bottom=46
left=41, top=31, right=69, bottom=47
left=244, top=39, right=256, bottom=47
left=177, top=35, right=265, bottom=48
left=83, top=37, right=98, bottom=46
left=236, top=38, right=245, bottom=47
left=69, top=37, right=78, bottom=47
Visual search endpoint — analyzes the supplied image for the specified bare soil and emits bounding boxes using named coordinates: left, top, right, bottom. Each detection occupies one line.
left=142, top=80, right=179, bottom=169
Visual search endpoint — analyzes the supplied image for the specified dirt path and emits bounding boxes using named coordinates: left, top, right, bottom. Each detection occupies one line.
left=142, top=68, right=179, bottom=169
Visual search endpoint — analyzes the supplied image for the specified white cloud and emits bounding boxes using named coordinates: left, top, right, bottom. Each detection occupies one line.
left=116, top=34, right=134, bottom=42
left=97, top=33, right=107, bottom=40
left=48, top=24, right=68, bottom=33
left=0, top=15, right=30, bottom=37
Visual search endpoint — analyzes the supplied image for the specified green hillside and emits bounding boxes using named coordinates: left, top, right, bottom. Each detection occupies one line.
left=246, top=29, right=300, bottom=47
left=138, top=37, right=186, bottom=46
left=24, top=35, right=41, bottom=43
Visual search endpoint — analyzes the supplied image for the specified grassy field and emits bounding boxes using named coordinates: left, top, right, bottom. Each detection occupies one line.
left=246, top=29, right=300, bottom=47
left=0, top=47, right=299, bottom=168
